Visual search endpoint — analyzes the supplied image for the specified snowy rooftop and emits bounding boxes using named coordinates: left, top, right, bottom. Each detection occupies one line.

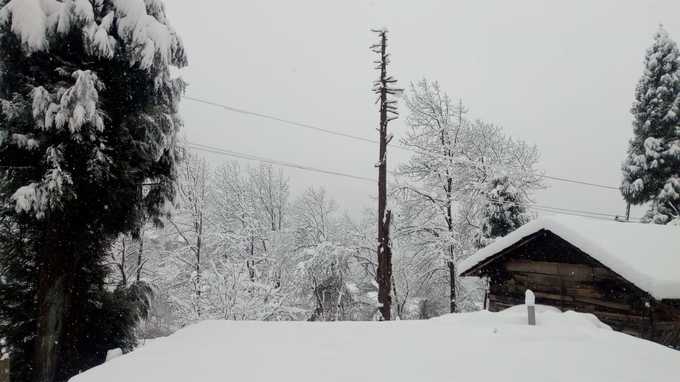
left=458, top=215, right=680, bottom=300
left=70, top=308, right=680, bottom=382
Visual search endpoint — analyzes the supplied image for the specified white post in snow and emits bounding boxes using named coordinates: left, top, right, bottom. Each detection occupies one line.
left=525, top=289, right=536, bottom=326
left=105, top=348, right=123, bottom=363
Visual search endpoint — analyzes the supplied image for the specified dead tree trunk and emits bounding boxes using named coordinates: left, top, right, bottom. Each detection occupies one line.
left=371, top=29, right=401, bottom=320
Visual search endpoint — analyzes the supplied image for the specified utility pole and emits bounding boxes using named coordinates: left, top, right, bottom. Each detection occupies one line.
left=371, top=29, right=401, bottom=320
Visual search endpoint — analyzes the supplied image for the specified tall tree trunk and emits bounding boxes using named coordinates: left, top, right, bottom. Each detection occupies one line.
left=195, top=213, right=202, bottom=318
left=372, top=29, right=400, bottom=321
left=120, top=240, right=127, bottom=286
left=447, top=260, right=456, bottom=313
left=247, top=236, right=256, bottom=281
left=34, top=226, right=70, bottom=382
left=136, top=185, right=144, bottom=283
left=441, top=101, right=459, bottom=314
left=35, top=275, right=66, bottom=382
left=377, top=210, right=392, bottom=320
left=136, top=229, right=144, bottom=282
left=446, top=176, right=456, bottom=313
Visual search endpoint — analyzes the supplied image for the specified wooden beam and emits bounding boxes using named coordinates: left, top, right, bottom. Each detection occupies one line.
left=460, top=230, right=546, bottom=276
left=505, top=260, right=599, bottom=282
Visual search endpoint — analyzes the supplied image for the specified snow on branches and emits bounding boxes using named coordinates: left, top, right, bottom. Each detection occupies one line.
left=32, top=70, right=105, bottom=133
left=11, top=145, right=73, bottom=218
left=395, top=79, right=541, bottom=250
left=0, top=0, right=187, bottom=219
left=393, top=78, right=542, bottom=312
left=0, top=0, right=185, bottom=70
left=622, top=25, right=680, bottom=223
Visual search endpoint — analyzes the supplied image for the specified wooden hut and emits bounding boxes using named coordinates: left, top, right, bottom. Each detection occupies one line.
left=459, top=215, right=680, bottom=347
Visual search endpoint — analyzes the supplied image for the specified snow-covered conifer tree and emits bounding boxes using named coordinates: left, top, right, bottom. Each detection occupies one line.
left=476, top=175, right=530, bottom=248
left=0, top=1, right=186, bottom=380
left=622, top=26, right=680, bottom=224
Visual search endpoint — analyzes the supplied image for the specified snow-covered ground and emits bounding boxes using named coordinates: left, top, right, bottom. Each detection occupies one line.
left=70, top=306, right=680, bottom=382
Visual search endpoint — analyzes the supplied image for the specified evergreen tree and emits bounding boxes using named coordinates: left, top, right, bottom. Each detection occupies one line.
left=0, top=1, right=186, bottom=381
left=476, top=175, right=529, bottom=248
left=622, top=26, right=680, bottom=224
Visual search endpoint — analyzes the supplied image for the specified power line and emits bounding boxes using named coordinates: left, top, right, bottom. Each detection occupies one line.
left=539, top=175, right=619, bottom=191
left=184, top=96, right=377, bottom=144
left=532, top=206, right=636, bottom=221
left=476, top=194, right=637, bottom=221
left=530, top=204, right=626, bottom=219
left=187, top=141, right=637, bottom=222
left=530, top=207, right=619, bottom=221
left=183, top=95, right=623, bottom=191
left=531, top=206, right=641, bottom=222
left=187, top=142, right=375, bottom=183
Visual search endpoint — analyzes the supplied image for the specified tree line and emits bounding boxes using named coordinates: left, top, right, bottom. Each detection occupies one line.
left=116, top=76, right=543, bottom=335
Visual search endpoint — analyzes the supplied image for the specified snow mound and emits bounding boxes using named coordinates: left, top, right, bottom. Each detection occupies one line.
left=70, top=310, right=680, bottom=382
left=459, top=215, right=680, bottom=300
left=433, top=305, right=611, bottom=332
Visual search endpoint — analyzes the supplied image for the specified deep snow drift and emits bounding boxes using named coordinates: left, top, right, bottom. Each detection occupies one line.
left=70, top=307, right=680, bottom=382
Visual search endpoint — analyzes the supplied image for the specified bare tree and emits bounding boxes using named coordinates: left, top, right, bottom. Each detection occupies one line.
left=168, top=153, right=210, bottom=319
left=395, top=78, right=541, bottom=312
left=292, top=187, right=337, bottom=247
left=108, top=235, right=136, bottom=287
left=206, top=161, right=297, bottom=321
left=249, top=164, right=290, bottom=231
left=290, top=187, right=371, bottom=321
left=371, top=28, right=402, bottom=320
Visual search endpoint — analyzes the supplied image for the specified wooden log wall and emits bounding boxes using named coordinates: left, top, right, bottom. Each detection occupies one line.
left=481, top=230, right=680, bottom=348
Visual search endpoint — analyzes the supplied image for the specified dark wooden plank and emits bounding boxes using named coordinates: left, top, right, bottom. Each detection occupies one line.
left=505, top=259, right=601, bottom=282
left=573, top=297, right=632, bottom=311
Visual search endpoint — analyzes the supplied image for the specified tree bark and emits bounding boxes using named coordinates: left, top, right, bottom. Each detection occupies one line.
left=448, top=260, right=456, bottom=313
left=446, top=176, right=457, bottom=313
left=136, top=230, right=144, bottom=282
left=34, top=225, right=71, bottom=382
left=373, top=29, right=397, bottom=321
left=195, top=212, right=203, bottom=318
left=377, top=209, right=392, bottom=320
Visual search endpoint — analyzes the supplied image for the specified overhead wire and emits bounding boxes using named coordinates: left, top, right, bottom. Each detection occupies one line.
left=183, top=95, right=623, bottom=191
left=187, top=142, right=375, bottom=183
left=187, top=141, right=639, bottom=222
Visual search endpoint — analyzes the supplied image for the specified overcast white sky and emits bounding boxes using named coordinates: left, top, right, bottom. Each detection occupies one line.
left=163, top=0, right=680, bottom=219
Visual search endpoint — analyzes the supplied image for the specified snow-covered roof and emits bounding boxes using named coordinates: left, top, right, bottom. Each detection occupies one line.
left=70, top=310, right=680, bottom=382
left=458, top=215, right=680, bottom=300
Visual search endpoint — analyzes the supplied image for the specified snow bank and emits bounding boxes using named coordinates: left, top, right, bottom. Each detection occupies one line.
left=432, top=305, right=611, bottom=331
left=458, top=215, right=680, bottom=300
left=70, top=309, right=680, bottom=382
